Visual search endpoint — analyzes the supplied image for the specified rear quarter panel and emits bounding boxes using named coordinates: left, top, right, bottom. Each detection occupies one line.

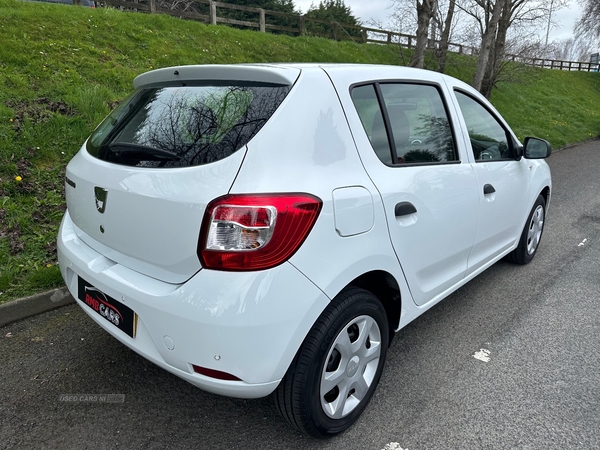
left=229, top=67, right=411, bottom=308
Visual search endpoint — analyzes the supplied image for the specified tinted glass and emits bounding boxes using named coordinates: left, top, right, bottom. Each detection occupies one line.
left=351, top=85, right=393, bottom=164
left=87, top=84, right=290, bottom=168
left=454, top=91, right=512, bottom=161
left=379, top=84, right=457, bottom=163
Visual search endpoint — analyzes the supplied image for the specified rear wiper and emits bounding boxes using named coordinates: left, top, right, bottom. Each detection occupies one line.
left=108, top=142, right=180, bottom=161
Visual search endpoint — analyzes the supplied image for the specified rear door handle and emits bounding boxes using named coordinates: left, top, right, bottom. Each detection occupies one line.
left=395, top=202, right=417, bottom=217
left=483, top=184, right=496, bottom=195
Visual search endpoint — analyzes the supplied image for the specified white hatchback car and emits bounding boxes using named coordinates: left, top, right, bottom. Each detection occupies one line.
left=58, top=63, right=551, bottom=438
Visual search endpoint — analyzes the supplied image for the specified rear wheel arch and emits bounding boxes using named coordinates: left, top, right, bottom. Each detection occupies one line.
left=346, top=270, right=401, bottom=345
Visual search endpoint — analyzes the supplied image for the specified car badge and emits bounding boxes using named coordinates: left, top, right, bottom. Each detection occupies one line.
left=94, top=187, right=108, bottom=214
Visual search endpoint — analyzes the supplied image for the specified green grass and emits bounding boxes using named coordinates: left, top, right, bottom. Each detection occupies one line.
left=1, top=0, right=600, bottom=303
left=490, top=69, right=600, bottom=146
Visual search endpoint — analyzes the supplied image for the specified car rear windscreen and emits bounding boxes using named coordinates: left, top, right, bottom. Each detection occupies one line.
left=86, top=83, right=291, bottom=168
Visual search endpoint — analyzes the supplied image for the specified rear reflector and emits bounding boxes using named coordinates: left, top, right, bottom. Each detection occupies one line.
left=199, top=193, right=322, bottom=271
left=192, top=364, right=242, bottom=381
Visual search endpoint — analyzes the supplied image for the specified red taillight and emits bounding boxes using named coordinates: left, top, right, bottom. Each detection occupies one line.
left=198, top=194, right=322, bottom=271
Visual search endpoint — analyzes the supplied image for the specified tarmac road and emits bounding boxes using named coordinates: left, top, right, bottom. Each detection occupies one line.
left=1, top=140, right=599, bottom=450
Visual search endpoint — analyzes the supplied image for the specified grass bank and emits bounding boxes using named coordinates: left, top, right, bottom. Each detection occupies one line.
left=1, top=0, right=599, bottom=303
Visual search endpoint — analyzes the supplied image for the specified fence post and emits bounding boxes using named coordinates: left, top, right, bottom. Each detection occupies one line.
left=209, top=1, right=217, bottom=25
left=361, top=28, right=367, bottom=43
left=407, top=36, right=412, bottom=48
left=332, top=22, right=338, bottom=40
left=149, top=0, right=155, bottom=14
left=299, top=15, right=306, bottom=35
left=259, top=9, right=266, bottom=33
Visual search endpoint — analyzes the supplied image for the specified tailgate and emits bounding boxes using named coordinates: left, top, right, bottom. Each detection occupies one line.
left=64, top=147, right=246, bottom=283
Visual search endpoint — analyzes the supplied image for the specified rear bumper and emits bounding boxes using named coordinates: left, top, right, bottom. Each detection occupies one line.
left=57, top=211, right=330, bottom=398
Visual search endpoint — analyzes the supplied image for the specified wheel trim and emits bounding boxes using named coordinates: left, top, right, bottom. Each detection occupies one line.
left=320, top=315, right=382, bottom=419
left=527, top=205, right=545, bottom=255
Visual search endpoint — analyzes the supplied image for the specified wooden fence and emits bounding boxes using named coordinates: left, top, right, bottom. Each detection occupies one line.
left=508, top=56, right=598, bottom=72
left=100, top=0, right=599, bottom=73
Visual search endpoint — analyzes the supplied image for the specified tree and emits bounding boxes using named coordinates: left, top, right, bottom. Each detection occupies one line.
left=392, top=0, right=573, bottom=95
left=391, top=1, right=465, bottom=72
left=434, top=0, right=457, bottom=73
left=303, top=0, right=362, bottom=39
left=411, top=1, right=438, bottom=68
left=465, top=0, right=504, bottom=93
left=575, top=0, right=600, bottom=42
left=546, top=37, right=596, bottom=62
left=459, top=0, right=564, bottom=98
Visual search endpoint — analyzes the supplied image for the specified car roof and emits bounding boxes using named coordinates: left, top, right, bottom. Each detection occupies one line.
left=132, top=63, right=479, bottom=100
left=133, top=63, right=455, bottom=87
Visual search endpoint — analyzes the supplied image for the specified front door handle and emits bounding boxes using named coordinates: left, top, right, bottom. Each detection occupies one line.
left=395, top=202, right=417, bottom=217
left=483, top=184, right=496, bottom=195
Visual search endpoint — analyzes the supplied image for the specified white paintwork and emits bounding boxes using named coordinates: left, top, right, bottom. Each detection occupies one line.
left=58, top=210, right=330, bottom=398
left=64, top=144, right=246, bottom=283
left=466, top=160, right=530, bottom=273
left=369, top=163, right=479, bottom=307
left=230, top=68, right=410, bottom=302
left=324, top=66, right=479, bottom=306
left=332, top=186, right=374, bottom=237
left=58, top=63, right=551, bottom=402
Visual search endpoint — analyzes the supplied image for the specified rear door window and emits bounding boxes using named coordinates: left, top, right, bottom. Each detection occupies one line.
left=351, top=83, right=457, bottom=164
left=351, top=84, right=393, bottom=164
left=87, top=84, right=291, bottom=168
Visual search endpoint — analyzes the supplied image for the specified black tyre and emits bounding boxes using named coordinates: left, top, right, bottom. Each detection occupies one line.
left=275, top=287, right=389, bottom=438
left=509, top=195, right=546, bottom=265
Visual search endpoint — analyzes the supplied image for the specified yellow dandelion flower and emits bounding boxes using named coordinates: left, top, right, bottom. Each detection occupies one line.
left=15, top=176, right=22, bottom=182
left=46, top=264, right=53, bottom=268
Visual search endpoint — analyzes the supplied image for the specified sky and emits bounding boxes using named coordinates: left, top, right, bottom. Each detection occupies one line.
left=293, top=1, right=583, bottom=42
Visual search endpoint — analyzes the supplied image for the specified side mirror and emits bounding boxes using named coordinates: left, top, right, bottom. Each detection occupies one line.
left=523, top=137, right=551, bottom=159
